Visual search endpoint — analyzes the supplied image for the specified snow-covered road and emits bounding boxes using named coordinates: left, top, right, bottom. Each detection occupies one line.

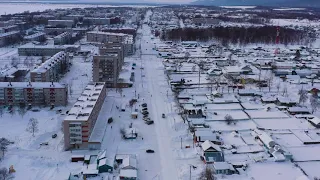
left=141, top=11, right=179, bottom=180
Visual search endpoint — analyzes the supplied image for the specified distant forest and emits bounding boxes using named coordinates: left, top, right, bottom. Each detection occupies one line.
left=161, top=26, right=316, bottom=46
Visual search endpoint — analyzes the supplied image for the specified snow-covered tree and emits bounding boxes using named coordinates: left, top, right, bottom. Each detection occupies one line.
left=17, top=105, right=27, bottom=118
left=225, top=114, right=234, bottom=125
left=0, top=138, right=10, bottom=158
left=310, top=94, right=319, bottom=114
left=298, top=89, right=308, bottom=105
left=0, top=167, right=13, bottom=180
left=26, top=118, right=39, bottom=137
left=199, top=166, right=216, bottom=180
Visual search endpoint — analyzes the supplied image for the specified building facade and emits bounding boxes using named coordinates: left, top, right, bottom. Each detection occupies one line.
left=87, top=31, right=127, bottom=43
left=0, top=31, right=21, bottom=47
left=63, top=82, right=106, bottom=150
left=54, top=32, right=72, bottom=45
left=18, top=43, right=80, bottom=56
left=0, top=82, right=68, bottom=106
left=30, top=52, right=69, bottom=82
left=23, top=32, right=46, bottom=42
left=48, top=20, right=74, bottom=28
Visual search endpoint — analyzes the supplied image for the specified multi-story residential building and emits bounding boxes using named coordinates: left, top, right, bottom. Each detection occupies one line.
left=63, top=82, right=106, bottom=150
left=54, top=32, right=72, bottom=45
left=87, top=31, right=135, bottom=57
left=0, top=20, right=15, bottom=27
left=44, top=27, right=72, bottom=35
left=30, top=52, right=69, bottom=82
left=0, top=82, right=68, bottom=106
left=48, top=20, right=74, bottom=28
left=93, top=53, right=121, bottom=87
left=23, top=32, right=46, bottom=42
left=0, top=25, right=19, bottom=33
left=83, top=17, right=110, bottom=25
left=87, top=31, right=127, bottom=43
left=99, top=43, right=124, bottom=65
left=18, top=43, right=80, bottom=56
left=0, top=31, right=21, bottom=47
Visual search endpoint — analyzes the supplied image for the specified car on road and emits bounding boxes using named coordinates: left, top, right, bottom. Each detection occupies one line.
left=162, top=113, right=165, bottom=118
left=40, top=142, right=49, bottom=146
left=146, top=149, right=155, bottom=153
left=145, top=120, right=154, bottom=125
left=52, top=134, right=57, bottom=138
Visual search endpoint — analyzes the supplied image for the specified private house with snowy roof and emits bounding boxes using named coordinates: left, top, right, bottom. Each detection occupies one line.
left=200, top=140, right=224, bottom=164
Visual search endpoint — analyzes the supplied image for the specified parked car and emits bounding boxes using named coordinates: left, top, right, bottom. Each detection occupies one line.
left=146, top=149, right=155, bottom=153
left=142, top=107, right=148, bottom=111
left=40, top=142, right=49, bottom=146
left=145, top=120, right=154, bottom=125
left=52, top=134, right=57, bottom=138
left=143, top=117, right=151, bottom=121
left=142, top=111, right=149, bottom=115
left=142, top=103, right=147, bottom=107
left=143, top=114, right=149, bottom=118
left=162, top=113, right=165, bottom=118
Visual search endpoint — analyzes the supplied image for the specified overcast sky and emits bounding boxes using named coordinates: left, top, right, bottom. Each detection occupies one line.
left=86, top=0, right=194, bottom=4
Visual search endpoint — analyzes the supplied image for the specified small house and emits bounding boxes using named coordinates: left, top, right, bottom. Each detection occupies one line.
left=82, top=168, right=98, bottom=179
left=276, top=97, right=298, bottom=107
left=200, top=140, right=224, bottom=164
left=211, top=162, right=236, bottom=175
left=119, top=169, right=138, bottom=180
left=194, top=130, right=222, bottom=145
left=98, top=158, right=113, bottom=173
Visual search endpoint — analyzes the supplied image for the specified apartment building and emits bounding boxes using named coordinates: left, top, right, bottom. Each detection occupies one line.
left=48, top=20, right=74, bottom=28
left=83, top=17, right=110, bottom=25
left=93, top=53, right=121, bottom=87
left=24, top=32, right=46, bottom=42
left=87, top=31, right=135, bottom=57
left=0, top=82, right=68, bottom=106
left=63, top=82, right=106, bottom=150
left=54, top=32, right=72, bottom=45
left=18, top=43, right=80, bottom=56
left=30, top=52, right=69, bottom=82
left=0, top=31, right=21, bottom=47
left=87, top=31, right=127, bottom=43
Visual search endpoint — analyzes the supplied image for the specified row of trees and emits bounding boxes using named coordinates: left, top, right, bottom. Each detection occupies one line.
left=161, top=26, right=315, bottom=46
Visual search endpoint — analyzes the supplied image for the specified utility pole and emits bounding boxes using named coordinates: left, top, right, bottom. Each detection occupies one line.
left=181, top=137, right=182, bottom=149
left=189, top=165, right=191, bottom=180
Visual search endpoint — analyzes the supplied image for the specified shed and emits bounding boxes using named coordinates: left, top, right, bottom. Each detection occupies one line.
left=84, top=155, right=91, bottom=164
left=307, top=116, right=320, bottom=128
left=71, top=155, right=84, bottom=162
left=119, top=169, right=138, bottom=180
left=288, top=107, right=311, bottom=115
left=98, top=158, right=113, bottom=173
left=122, top=156, right=137, bottom=170
left=212, top=162, right=236, bottom=175
left=131, top=112, right=138, bottom=119
left=82, top=168, right=98, bottom=178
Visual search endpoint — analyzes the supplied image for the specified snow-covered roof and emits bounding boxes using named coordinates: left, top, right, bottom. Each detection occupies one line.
left=122, top=156, right=137, bottom=169
left=119, top=169, right=138, bottom=178
left=24, top=32, right=45, bottom=39
left=87, top=31, right=127, bottom=36
left=288, top=107, right=310, bottom=113
left=201, top=140, right=221, bottom=152
left=246, top=110, right=289, bottom=119
left=65, top=82, right=105, bottom=121
left=31, top=51, right=66, bottom=73
left=212, top=162, right=234, bottom=170
left=98, top=158, right=113, bottom=167
left=0, top=31, right=20, bottom=38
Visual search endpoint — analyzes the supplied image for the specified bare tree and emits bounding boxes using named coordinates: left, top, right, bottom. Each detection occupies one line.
left=266, top=76, right=273, bottom=92
left=0, top=138, right=10, bottom=159
left=118, top=88, right=123, bottom=97
left=282, top=84, right=288, bottom=97
left=10, top=57, right=19, bottom=68
left=17, top=105, right=27, bottom=118
left=310, top=94, right=319, bottom=114
left=298, top=89, right=308, bottom=105
left=276, top=82, right=280, bottom=93
left=199, top=166, right=216, bottom=180
left=0, top=106, right=3, bottom=117
left=225, top=114, right=234, bottom=125
left=26, top=118, right=39, bottom=137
